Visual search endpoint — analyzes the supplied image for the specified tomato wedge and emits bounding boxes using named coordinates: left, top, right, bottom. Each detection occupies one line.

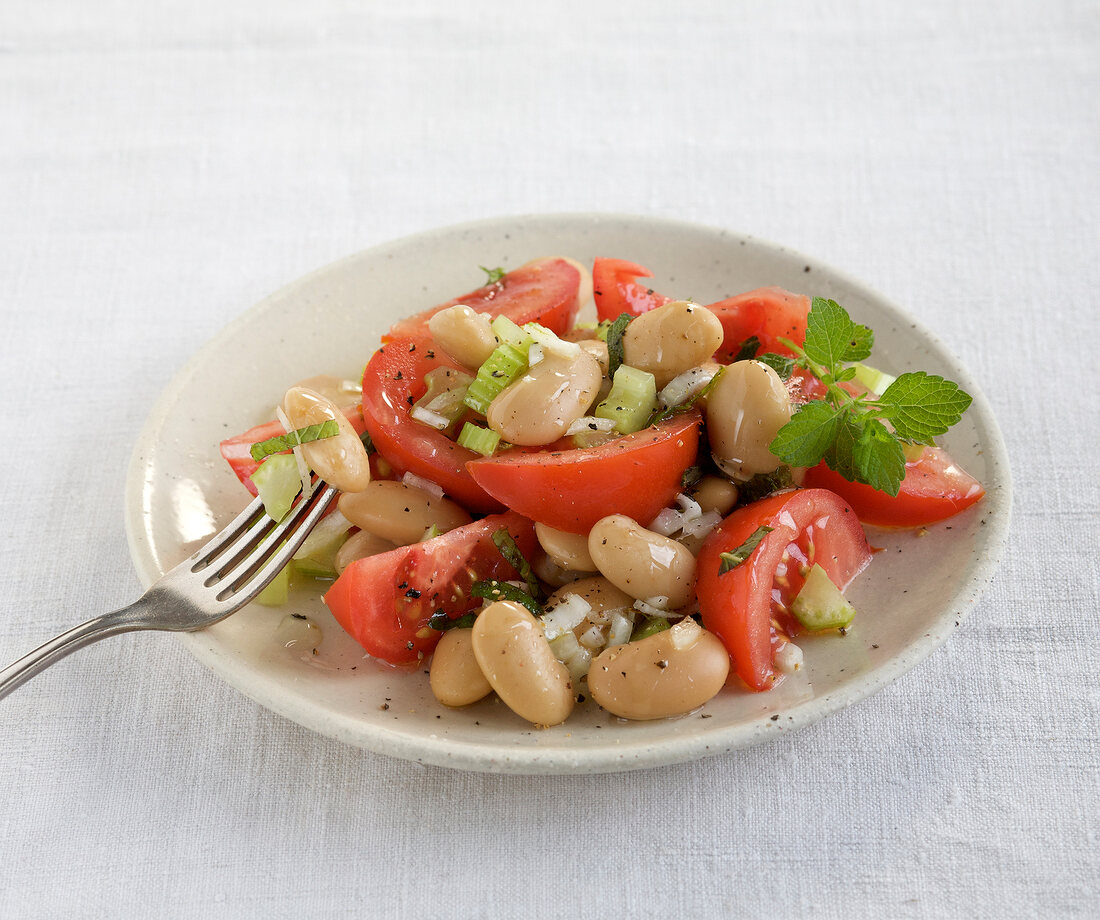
left=706, top=287, right=810, bottom=361
left=360, top=336, right=506, bottom=512
left=592, top=258, right=673, bottom=322
left=324, top=512, right=537, bottom=664
left=385, top=257, right=582, bottom=341
left=803, top=446, right=984, bottom=527
left=466, top=412, right=702, bottom=534
left=220, top=407, right=369, bottom=496
left=695, top=489, right=872, bottom=691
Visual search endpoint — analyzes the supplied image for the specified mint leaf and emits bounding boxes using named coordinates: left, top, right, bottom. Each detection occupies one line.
left=803, top=297, right=856, bottom=370
left=480, top=265, right=506, bottom=285
left=250, top=419, right=340, bottom=461
left=733, top=336, right=761, bottom=362
left=718, top=526, right=774, bottom=574
left=823, top=415, right=861, bottom=481
left=877, top=372, right=973, bottom=443
left=842, top=323, right=874, bottom=362
left=769, top=400, right=844, bottom=468
left=852, top=418, right=907, bottom=495
left=428, top=611, right=478, bottom=631
left=605, top=312, right=632, bottom=378
left=491, top=528, right=541, bottom=600
left=755, top=352, right=796, bottom=379
left=471, top=579, right=543, bottom=616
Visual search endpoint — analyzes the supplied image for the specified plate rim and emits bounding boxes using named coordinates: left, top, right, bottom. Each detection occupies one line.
left=124, top=211, right=1013, bottom=774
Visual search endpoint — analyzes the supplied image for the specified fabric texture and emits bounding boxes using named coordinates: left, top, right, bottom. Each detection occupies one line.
left=1, top=1, right=1097, bottom=917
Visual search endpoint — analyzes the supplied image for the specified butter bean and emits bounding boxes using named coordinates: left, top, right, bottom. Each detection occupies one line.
left=334, top=529, right=396, bottom=575
left=587, top=618, right=729, bottom=720
left=429, top=629, right=493, bottom=707
left=338, top=481, right=471, bottom=546
left=283, top=387, right=371, bottom=493
left=535, top=522, right=596, bottom=572
left=622, top=301, right=725, bottom=388
left=587, top=515, right=696, bottom=608
left=704, top=360, right=792, bottom=481
left=486, top=350, right=602, bottom=446
left=692, top=475, right=740, bottom=516
left=471, top=601, right=574, bottom=726
left=427, top=304, right=497, bottom=370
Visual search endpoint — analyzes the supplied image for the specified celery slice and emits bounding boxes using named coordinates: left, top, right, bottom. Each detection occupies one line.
left=490, top=315, right=533, bottom=349
left=255, top=563, right=290, bottom=607
left=251, top=454, right=301, bottom=522
left=463, top=342, right=529, bottom=415
left=790, top=564, right=857, bottom=631
left=595, top=365, right=658, bottom=434
left=457, top=422, right=501, bottom=456
left=852, top=363, right=897, bottom=396
left=411, top=367, right=472, bottom=431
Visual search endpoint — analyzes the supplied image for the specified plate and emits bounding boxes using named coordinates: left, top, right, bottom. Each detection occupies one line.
left=124, top=213, right=1011, bottom=774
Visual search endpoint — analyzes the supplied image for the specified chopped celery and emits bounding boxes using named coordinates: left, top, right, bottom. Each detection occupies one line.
left=463, top=342, right=529, bottom=414
left=852, top=363, right=897, bottom=396
left=251, top=454, right=301, bottom=522
left=631, top=616, right=671, bottom=641
left=490, top=315, right=533, bottom=349
left=595, top=365, right=658, bottom=434
left=790, top=564, right=857, bottom=631
left=457, top=422, right=501, bottom=456
left=902, top=442, right=927, bottom=462
left=255, top=563, right=290, bottom=606
left=292, top=557, right=338, bottom=580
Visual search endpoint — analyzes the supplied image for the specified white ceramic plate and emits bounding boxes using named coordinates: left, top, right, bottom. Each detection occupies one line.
left=125, top=214, right=1011, bottom=774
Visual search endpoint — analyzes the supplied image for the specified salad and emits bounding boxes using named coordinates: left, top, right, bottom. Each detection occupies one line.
left=219, top=257, right=984, bottom=727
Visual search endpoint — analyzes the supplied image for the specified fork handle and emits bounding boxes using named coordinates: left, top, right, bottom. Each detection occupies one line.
left=0, top=601, right=152, bottom=701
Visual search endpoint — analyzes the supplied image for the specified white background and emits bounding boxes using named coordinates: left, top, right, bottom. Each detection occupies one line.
left=1, top=1, right=1097, bottom=917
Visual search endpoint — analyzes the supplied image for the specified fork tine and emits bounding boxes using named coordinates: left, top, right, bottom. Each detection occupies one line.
left=201, top=509, right=281, bottom=586
left=214, top=484, right=339, bottom=604
left=188, top=493, right=269, bottom=571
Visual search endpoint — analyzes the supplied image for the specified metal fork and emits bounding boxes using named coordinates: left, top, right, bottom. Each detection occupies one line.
left=0, top=481, right=339, bottom=700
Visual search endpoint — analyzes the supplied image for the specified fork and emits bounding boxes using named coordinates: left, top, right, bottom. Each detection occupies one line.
left=0, top=481, right=339, bottom=700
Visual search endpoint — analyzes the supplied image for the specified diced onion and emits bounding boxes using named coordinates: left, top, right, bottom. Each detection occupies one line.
left=541, top=593, right=592, bottom=640
left=402, top=471, right=445, bottom=498
left=657, top=364, right=720, bottom=408
left=633, top=597, right=670, bottom=617
left=680, top=510, right=722, bottom=539
left=649, top=507, right=683, bottom=537
left=578, top=624, right=608, bottom=650
left=775, top=641, right=804, bottom=674
left=566, top=415, right=617, bottom=436
left=274, top=405, right=313, bottom=501
left=410, top=406, right=451, bottom=430
left=549, top=631, right=582, bottom=662
left=564, top=646, right=593, bottom=681
left=607, top=610, right=635, bottom=648
left=524, top=322, right=581, bottom=359
left=527, top=343, right=545, bottom=366
left=669, top=616, right=703, bottom=650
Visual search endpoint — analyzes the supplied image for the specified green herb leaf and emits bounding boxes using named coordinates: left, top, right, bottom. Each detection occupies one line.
left=768, top=400, right=844, bottom=468
left=737, top=467, right=794, bottom=504
left=851, top=417, right=907, bottom=495
left=680, top=465, right=704, bottom=490
left=604, top=312, right=633, bottom=378
left=733, top=336, right=761, bottom=362
left=491, top=528, right=541, bottom=600
left=755, top=352, right=796, bottom=380
left=360, top=430, right=375, bottom=454
left=470, top=580, right=543, bottom=616
left=876, top=372, right=973, bottom=444
left=428, top=610, right=477, bottom=632
left=250, top=419, right=340, bottom=461
left=480, top=265, right=506, bottom=285
left=844, top=323, right=874, bottom=362
left=802, top=297, right=857, bottom=369
left=718, top=526, right=774, bottom=574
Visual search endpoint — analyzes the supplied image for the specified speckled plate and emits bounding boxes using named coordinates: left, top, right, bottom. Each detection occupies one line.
left=124, top=214, right=1011, bottom=774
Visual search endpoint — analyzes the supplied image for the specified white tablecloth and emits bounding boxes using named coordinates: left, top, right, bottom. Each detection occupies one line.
left=2, top=1, right=1097, bottom=917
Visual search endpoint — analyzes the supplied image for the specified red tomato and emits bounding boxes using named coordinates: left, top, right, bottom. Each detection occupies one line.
left=385, top=257, right=582, bottom=341
left=706, top=287, right=810, bottom=360
left=466, top=412, right=702, bottom=534
left=695, top=489, right=872, bottom=691
left=324, top=512, right=537, bottom=664
left=592, top=258, right=673, bottom=322
left=220, top=407, right=370, bottom=496
left=803, top=447, right=985, bottom=527
left=360, top=336, right=503, bottom=513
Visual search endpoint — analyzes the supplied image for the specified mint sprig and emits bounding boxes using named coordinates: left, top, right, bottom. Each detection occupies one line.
left=250, top=420, right=340, bottom=461
left=768, top=297, right=972, bottom=496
